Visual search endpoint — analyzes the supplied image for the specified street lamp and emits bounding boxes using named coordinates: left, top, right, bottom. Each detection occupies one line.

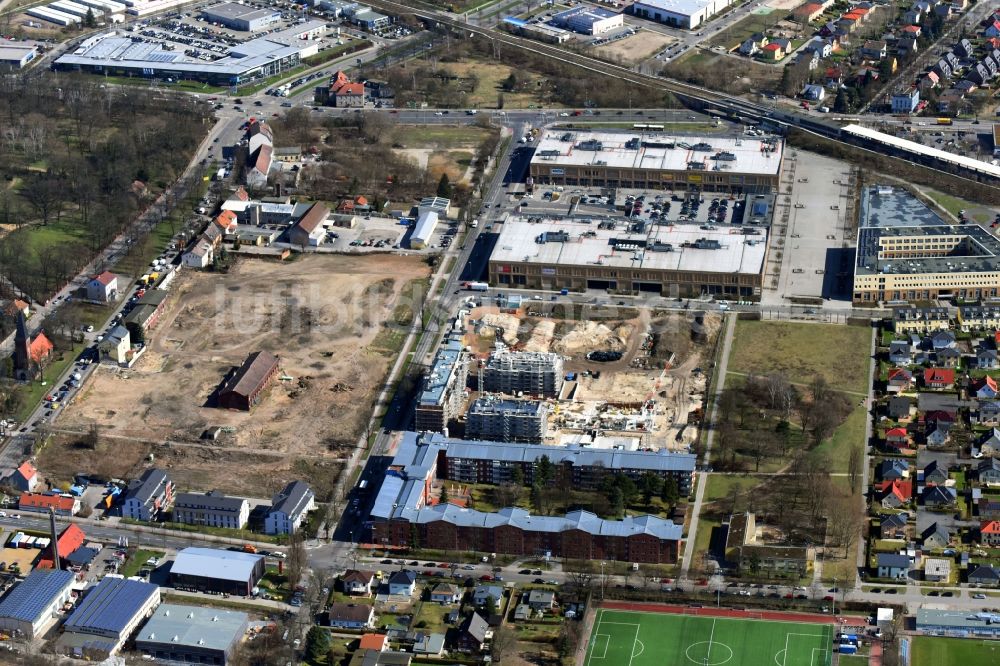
left=600, top=561, right=606, bottom=600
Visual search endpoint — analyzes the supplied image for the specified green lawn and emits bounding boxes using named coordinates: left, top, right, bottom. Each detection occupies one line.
left=120, top=549, right=165, bottom=578
left=812, top=403, right=867, bottom=473
left=911, top=636, right=1000, bottom=666
left=704, top=475, right=762, bottom=503
left=923, top=188, right=994, bottom=224
left=728, top=321, right=872, bottom=394
left=838, top=656, right=868, bottom=665
left=586, top=609, right=834, bottom=666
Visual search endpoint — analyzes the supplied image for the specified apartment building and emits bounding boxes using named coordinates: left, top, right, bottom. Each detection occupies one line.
left=173, top=490, right=250, bottom=530
left=466, top=397, right=548, bottom=443
left=481, top=349, right=564, bottom=398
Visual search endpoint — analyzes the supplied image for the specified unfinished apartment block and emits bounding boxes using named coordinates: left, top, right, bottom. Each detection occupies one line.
left=481, top=349, right=564, bottom=397
left=415, top=337, right=470, bottom=432
left=466, top=397, right=549, bottom=443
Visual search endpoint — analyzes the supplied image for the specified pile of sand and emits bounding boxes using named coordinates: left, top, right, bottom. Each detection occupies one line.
left=554, top=322, right=633, bottom=355
left=523, top=320, right=556, bottom=352
left=479, top=313, right=521, bottom=346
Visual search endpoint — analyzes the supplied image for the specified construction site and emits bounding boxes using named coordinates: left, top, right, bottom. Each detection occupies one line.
left=420, top=301, right=722, bottom=452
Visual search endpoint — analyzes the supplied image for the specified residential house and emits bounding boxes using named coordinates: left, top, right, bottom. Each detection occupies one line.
left=328, top=603, right=376, bottom=630
left=978, top=350, right=999, bottom=370
left=387, top=570, right=417, bottom=597
left=936, top=346, right=961, bottom=368
left=525, top=590, right=555, bottom=612
left=19, top=492, right=79, bottom=517
left=804, top=38, right=832, bottom=58
left=897, top=37, right=919, bottom=57
left=878, top=480, right=913, bottom=508
left=825, top=66, right=845, bottom=87
left=979, top=428, right=1000, bottom=457
left=342, top=570, right=376, bottom=597
left=173, top=490, right=249, bottom=530
left=924, top=558, right=951, bottom=582
left=760, top=43, right=785, bottom=60
left=926, top=422, right=952, bottom=448
left=921, top=460, right=949, bottom=486
left=923, top=368, right=955, bottom=389
left=862, top=40, right=887, bottom=59
left=921, top=522, right=951, bottom=550
left=802, top=84, right=826, bottom=101
left=978, top=458, right=1000, bottom=486
left=974, top=376, right=999, bottom=399
left=358, top=634, right=388, bottom=652
left=981, top=520, right=1000, bottom=546
left=3, top=298, right=29, bottom=319
left=885, top=427, right=910, bottom=450
left=264, top=480, right=315, bottom=535
left=986, top=20, right=1000, bottom=38
left=792, top=2, right=825, bottom=23
left=954, top=305, right=1000, bottom=330
left=903, top=8, right=922, bottom=24
left=931, top=330, right=957, bottom=350
left=514, top=604, right=532, bottom=621
left=876, top=553, right=910, bottom=579
left=888, top=396, right=913, bottom=421
left=455, top=613, right=490, bottom=653
left=879, top=513, right=909, bottom=539
left=121, top=468, right=173, bottom=522
left=920, top=71, right=941, bottom=91
left=901, top=24, right=922, bottom=38
left=933, top=58, right=954, bottom=80
left=891, top=88, right=920, bottom=113
left=182, top=239, right=214, bottom=269
left=968, top=62, right=992, bottom=86
left=412, top=633, right=445, bottom=656
left=86, top=272, right=118, bottom=303
left=887, top=368, right=913, bottom=392
left=979, top=497, right=1000, bottom=518
left=889, top=341, right=913, bottom=365
left=246, top=144, right=272, bottom=190
left=944, top=51, right=960, bottom=72
left=955, top=38, right=974, bottom=59
left=213, top=211, right=238, bottom=235
left=430, top=583, right=462, bottom=605
left=938, top=89, right=966, bottom=113
left=8, top=461, right=38, bottom=492
left=878, top=459, right=911, bottom=481
left=327, top=71, right=366, bottom=108
left=975, top=402, right=1000, bottom=426
left=473, top=584, right=504, bottom=608
left=922, top=485, right=958, bottom=507
left=740, top=32, right=767, bottom=55
left=968, top=564, right=1000, bottom=587
left=99, top=325, right=131, bottom=366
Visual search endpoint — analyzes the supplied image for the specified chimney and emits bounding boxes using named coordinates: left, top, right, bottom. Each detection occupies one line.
left=48, top=507, right=60, bottom=570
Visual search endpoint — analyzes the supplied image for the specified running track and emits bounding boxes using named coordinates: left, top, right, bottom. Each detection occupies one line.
left=600, top=601, right=866, bottom=627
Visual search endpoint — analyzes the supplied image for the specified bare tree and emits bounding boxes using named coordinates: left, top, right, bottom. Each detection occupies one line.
left=847, top=445, right=863, bottom=494
left=286, top=531, right=307, bottom=590
left=490, top=625, right=517, bottom=663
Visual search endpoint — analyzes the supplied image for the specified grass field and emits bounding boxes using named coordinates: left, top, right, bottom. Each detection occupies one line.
left=911, top=636, right=1000, bottom=666
left=588, top=610, right=833, bottom=666
left=728, top=321, right=872, bottom=394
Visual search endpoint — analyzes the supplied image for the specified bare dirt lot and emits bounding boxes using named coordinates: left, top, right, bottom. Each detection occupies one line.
left=48, top=254, right=430, bottom=498
left=592, top=30, right=675, bottom=64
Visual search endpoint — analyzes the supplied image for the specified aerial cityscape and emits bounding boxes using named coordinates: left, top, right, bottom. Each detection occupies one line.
left=2, top=0, right=1000, bottom=664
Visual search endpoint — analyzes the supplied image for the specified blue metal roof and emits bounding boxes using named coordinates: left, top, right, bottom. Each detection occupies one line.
left=63, top=577, right=159, bottom=636
left=0, top=569, right=74, bottom=623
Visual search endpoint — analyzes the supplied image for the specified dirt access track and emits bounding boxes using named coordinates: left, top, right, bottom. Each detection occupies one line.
left=53, top=254, right=429, bottom=497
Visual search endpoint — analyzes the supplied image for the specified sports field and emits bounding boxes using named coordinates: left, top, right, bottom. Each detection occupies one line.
left=586, top=609, right=834, bottom=666
left=911, top=635, right=1000, bottom=666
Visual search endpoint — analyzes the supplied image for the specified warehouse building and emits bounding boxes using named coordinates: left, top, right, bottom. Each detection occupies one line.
left=482, top=349, right=564, bottom=397
left=265, top=480, right=316, bottom=535
left=552, top=6, right=624, bottom=35
left=170, top=548, right=264, bottom=596
left=489, top=216, right=767, bottom=298
left=0, top=42, right=39, bottom=69
left=54, top=21, right=325, bottom=86
left=415, top=336, right=469, bottom=433
left=0, top=569, right=74, bottom=639
left=58, top=577, right=160, bottom=659
left=135, top=604, right=249, bottom=665
left=530, top=130, right=781, bottom=193
left=173, top=490, right=250, bottom=530
left=853, top=186, right=1000, bottom=303
left=201, top=2, right=281, bottom=31
left=632, top=0, right=735, bottom=29
left=466, top=397, right=549, bottom=443
left=217, top=350, right=280, bottom=411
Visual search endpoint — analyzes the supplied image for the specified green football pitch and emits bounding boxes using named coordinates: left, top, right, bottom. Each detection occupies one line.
left=586, top=609, right=835, bottom=666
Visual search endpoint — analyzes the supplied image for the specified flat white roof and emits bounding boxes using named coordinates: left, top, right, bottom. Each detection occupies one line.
left=843, top=123, right=1000, bottom=179
left=531, top=130, right=782, bottom=176
left=491, top=216, right=767, bottom=276
left=0, top=43, right=37, bottom=61
left=633, top=0, right=717, bottom=16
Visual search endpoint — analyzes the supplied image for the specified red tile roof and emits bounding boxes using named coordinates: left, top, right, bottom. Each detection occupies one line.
left=886, top=427, right=908, bottom=437
left=982, top=520, right=1000, bottom=534
left=252, top=144, right=273, bottom=174
left=28, top=332, right=53, bottom=364
left=296, top=203, right=330, bottom=234
left=903, top=25, right=921, bottom=33
left=876, top=479, right=912, bottom=501
left=19, top=492, right=75, bottom=512
left=888, top=368, right=911, bottom=382
left=330, top=70, right=364, bottom=96
left=15, top=460, right=36, bottom=481
left=233, top=186, right=250, bottom=202
left=54, top=524, right=85, bottom=558
left=359, top=634, right=387, bottom=651
left=975, top=375, right=998, bottom=392
left=215, top=210, right=238, bottom=231
left=923, top=368, right=955, bottom=384
left=91, top=271, right=116, bottom=286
